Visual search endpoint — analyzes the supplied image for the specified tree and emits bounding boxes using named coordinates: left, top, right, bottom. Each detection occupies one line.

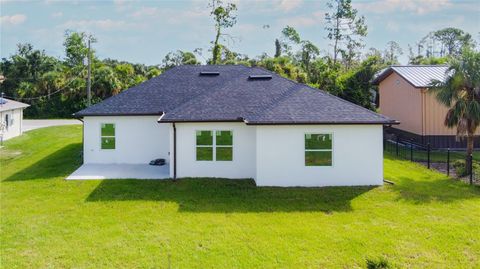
left=162, top=50, right=199, bottom=70
left=299, top=40, right=320, bottom=82
left=63, top=31, right=96, bottom=68
left=324, top=0, right=367, bottom=67
left=430, top=49, right=480, bottom=174
left=280, top=25, right=301, bottom=56
left=337, top=55, right=385, bottom=109
left=411, top=28, right=474, bottom=60
left=146, top=67, right=161, bottom=79
left=274, top=39, right=281, bottom=58
left=257, top=56, right=307, bottom=83
left=209, top=0, right=237, bottom=64
left=384, top=41, right=403, bottom=64
left=433, top=28, right=474, bottom=57
left=276, top=26, right=319, bottom=82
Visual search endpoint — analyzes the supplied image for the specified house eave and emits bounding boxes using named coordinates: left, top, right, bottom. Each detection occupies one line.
left=73, top=112, right=164, bottom=118
left=245, top=120, right=400, bottom=125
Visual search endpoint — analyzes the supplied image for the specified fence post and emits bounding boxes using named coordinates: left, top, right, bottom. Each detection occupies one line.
left=427, top=143, right=431, bottom=169
left=469, top=154, right=473, bottom=185
left=447, top=148, right=450, bottom=177
left=410, top=140, right=413, bottom=161
left=396, top=137, right=399, bottom=156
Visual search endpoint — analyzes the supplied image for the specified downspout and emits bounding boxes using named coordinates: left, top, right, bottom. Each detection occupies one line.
left=78, top=117, right=84, bottom=164
left=173, top=122, right=177, bottom=181
left=421, top=89, right=425, bottom=144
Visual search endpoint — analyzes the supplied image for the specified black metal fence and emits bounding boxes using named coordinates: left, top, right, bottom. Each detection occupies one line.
left=384, top=136, right=478, bottom=184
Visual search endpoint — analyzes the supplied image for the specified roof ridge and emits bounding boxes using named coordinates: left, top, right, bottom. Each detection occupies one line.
left=390, top=64, right=449, bottom=67
left=246, top=82, right=301, bottom=120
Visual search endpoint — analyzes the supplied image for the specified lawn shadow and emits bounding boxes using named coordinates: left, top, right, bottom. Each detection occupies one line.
left=384, top=153, right=480, bottom=203
left=86, top=178, right=375, bottom=213
left=3, top=143, right=82, bottom=181
left=391, top=176, right=480, bottom=204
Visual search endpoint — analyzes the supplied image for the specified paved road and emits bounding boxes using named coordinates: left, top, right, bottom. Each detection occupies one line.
left=23, top=119, right=82, bottom=132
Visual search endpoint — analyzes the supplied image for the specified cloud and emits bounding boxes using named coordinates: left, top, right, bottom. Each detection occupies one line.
left=0, top=14, right=27, bottom=26
left=355, top=0, right=452, bottom=15
left=278, top=0, right=303, bottom=12
left=128, top=5, right=209, bottom=25
left=51, top=12, right=63, bottom=18
left=130, top=7, right=159, bottom=18
left=60, top=19, right=142, bottom=31
left=278, top=11, right=324, bottom=27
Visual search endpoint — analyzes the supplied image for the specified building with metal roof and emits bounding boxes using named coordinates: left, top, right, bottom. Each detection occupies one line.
left=372, top=65, right=449, bottom=88
left=373, top=65, right=479, bottom=149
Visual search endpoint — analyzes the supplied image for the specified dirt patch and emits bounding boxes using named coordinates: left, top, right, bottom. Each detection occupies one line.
left=418, top=161, right=479, bottom=185
left=0, top=149, right=22, bottom=161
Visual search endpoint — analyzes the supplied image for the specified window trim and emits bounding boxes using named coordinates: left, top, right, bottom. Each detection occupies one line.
left=195, top=129, right=234, bottom=162
left=100, top=123, right=116, bottom=150
left=304, top=132, right=334, bottom=167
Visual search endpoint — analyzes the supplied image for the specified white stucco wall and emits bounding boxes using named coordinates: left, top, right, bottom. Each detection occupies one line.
left=82, top=117, right=384, bottom=186
left=255, top=125, right=384, bottom=187
left=83, top=116, right=170, bottom=164
left=173, top=122, right=257, bottom=179
left=0, top=108, right=24, bottom=141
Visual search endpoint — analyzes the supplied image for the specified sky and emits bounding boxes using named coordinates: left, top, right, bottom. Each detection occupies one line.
left=1, top=0, right=479, bottom=65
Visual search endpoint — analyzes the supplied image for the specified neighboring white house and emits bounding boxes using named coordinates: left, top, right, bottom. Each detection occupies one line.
left=0, top=97, right=29, bottom=142
left=74, top=65, right=398, bottom=187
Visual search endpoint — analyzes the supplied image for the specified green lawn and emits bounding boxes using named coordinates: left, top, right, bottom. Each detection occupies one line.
left=1, top=126, right=479, bottom=268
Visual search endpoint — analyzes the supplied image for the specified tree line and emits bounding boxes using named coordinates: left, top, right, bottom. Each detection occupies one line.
left=0, top=0, right=477, bottom=118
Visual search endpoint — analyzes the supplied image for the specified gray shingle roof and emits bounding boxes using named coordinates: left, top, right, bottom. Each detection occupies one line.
left=75, top=65, right=397, bottom=125
left=0, top=98, right=29, bottom=112
left=372, top=65, right=449, bottom=88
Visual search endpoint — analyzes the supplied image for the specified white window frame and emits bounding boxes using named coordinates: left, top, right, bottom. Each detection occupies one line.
left=304, top=133, right=333, bottom=167
left=100, top=123, right=116, bottom=150
left=195, top=129, right=233, bottom=162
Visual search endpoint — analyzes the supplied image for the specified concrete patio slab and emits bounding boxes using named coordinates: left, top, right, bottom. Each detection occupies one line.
left=66, top=164, right=170, bottom=180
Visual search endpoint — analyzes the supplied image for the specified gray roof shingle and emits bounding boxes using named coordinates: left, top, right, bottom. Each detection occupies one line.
left=372, top=65, right=449, bottom=88
left=75, top=65, right=397, bottom=125
left=0, top=98, right=29, bottom=112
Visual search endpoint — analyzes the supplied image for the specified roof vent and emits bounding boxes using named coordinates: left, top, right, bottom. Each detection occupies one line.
left=0, top=93, right=6, bottom=105
left=248, top=75, right=272, bottom=80
left=200, top=71, right=220, bottom=76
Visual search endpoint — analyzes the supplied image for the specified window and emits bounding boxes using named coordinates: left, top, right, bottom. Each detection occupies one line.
left=196, top=130, right=213, bottom=161
left=5, top=114, right=9, bottom=128
left=305, top=133, right=332, bottom=166
left=215, top=130, right=233, bottom=161
left=101, top=123, right=115, bottom=150
left=196, top=130, right=233, bottom=161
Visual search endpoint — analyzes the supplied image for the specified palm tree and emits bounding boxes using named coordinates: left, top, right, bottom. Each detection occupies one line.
left=430, top=49, right=480, bottom=174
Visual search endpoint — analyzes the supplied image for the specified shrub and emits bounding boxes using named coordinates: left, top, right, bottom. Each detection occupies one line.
left=453, top=160, right=480, bottom=177
left=365, top=257, right=391, bottom=269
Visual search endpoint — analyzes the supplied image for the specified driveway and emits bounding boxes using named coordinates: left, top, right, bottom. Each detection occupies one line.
left=23, top=119, right=82, bottom=132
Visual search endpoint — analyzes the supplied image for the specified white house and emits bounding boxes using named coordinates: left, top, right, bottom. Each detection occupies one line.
left=71, top=65, right=398, bottom=187
left=0, top=97, right=29, bottom=142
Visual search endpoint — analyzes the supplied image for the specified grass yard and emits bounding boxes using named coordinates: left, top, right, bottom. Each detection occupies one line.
left=1, top=126, right=480, bottom=268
